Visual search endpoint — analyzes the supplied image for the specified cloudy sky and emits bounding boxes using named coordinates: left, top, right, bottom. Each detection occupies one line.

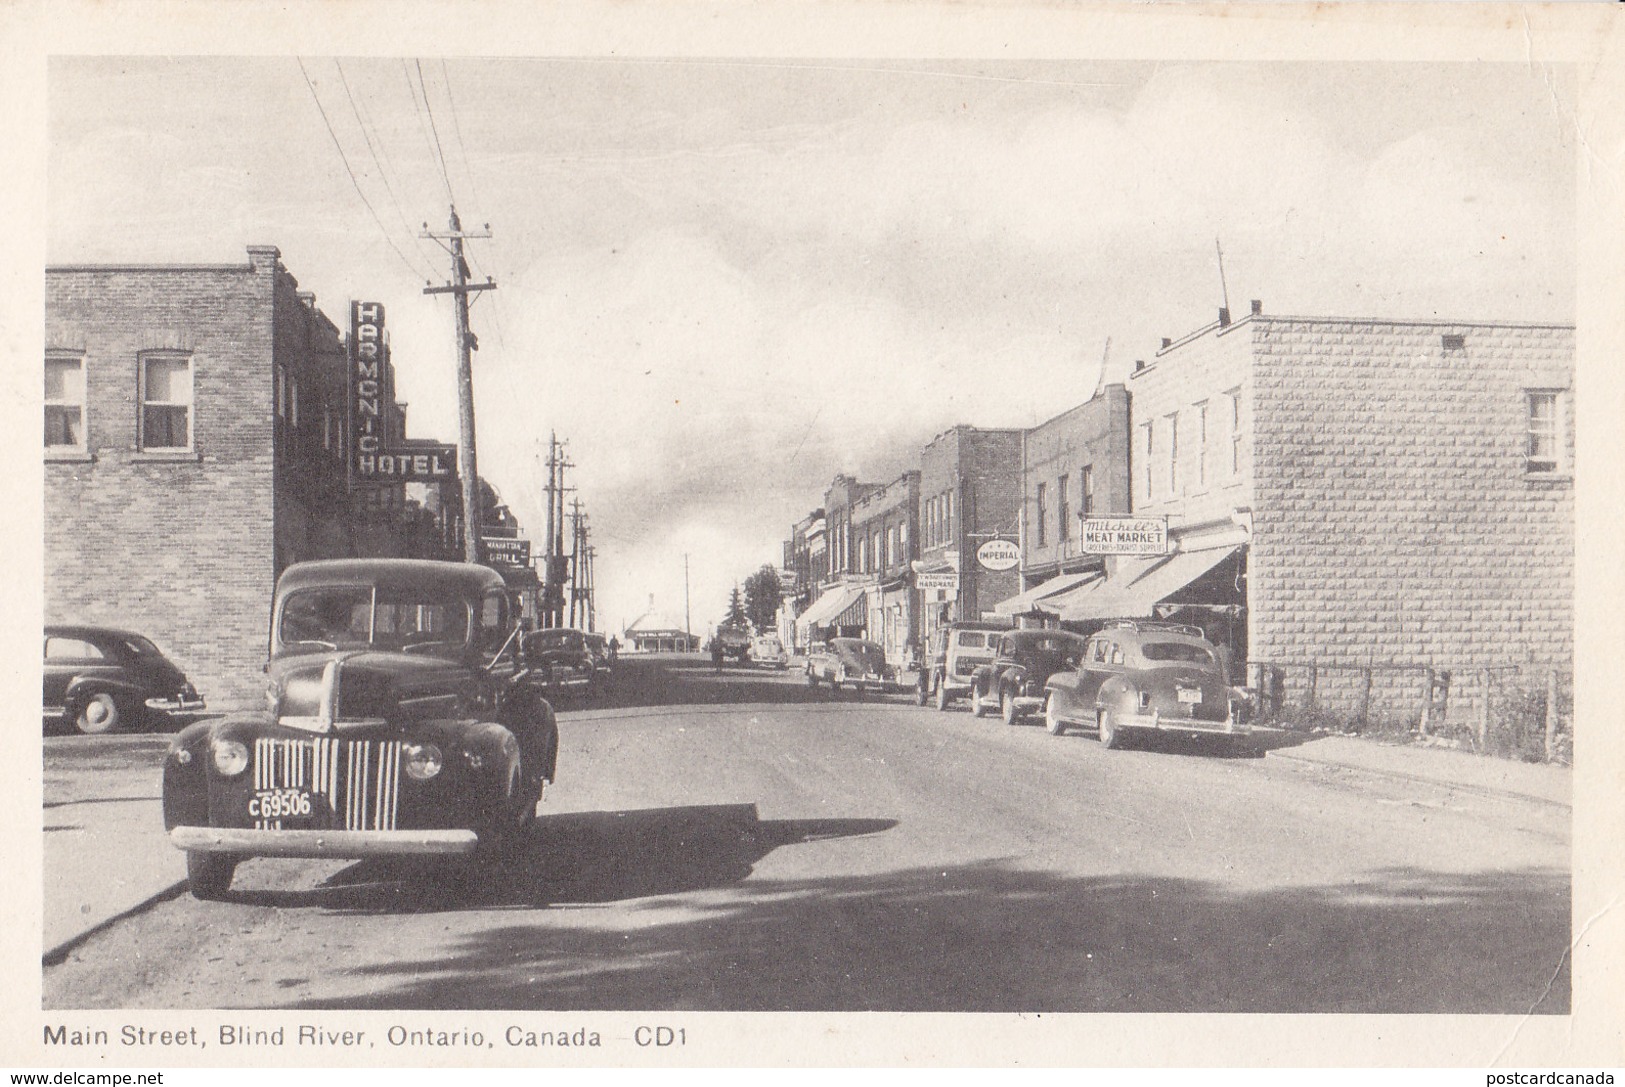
left=48, top=57, right=1575, bottom=635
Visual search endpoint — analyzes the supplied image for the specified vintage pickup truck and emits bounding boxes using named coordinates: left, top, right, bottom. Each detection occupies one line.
left=162, top=559, right=560, bottom=899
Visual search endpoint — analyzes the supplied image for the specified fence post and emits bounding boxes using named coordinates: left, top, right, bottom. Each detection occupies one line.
left=1358, top=667, right=1372, bottom=730
left=1545, top=669, right=1559, bottom=763
left=1420, top=667, right=1435, bottom=736
left=1477, top=668, right=1491, bottom=752
left=1305, top=663, right=1318, bottom=713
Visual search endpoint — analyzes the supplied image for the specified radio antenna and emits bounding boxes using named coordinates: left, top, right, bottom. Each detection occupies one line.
left=1215, top=237, right=1232, bottom=315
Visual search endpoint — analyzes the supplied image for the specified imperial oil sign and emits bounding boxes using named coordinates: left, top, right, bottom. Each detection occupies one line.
left=348, top=301, right=456, bottom=484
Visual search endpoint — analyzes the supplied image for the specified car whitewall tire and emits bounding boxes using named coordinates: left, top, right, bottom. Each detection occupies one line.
left=1045, top=695, right=1067, bottom=736
left=75, top=692, right=122, bottom=734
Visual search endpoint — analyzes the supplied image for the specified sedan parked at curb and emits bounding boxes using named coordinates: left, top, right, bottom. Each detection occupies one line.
left=1042, top=620, right=1250, bottom=751
left=44, top=625, right=204, bottom=734
left=805, top=638, right=895, bottom=697
left=967, top=628, right=1089, bottom=725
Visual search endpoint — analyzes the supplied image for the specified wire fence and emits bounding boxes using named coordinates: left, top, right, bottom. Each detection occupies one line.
left=1242, top=658, right=1572, bottom=765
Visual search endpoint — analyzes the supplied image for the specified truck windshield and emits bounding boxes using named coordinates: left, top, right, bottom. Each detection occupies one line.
left=279, top=585, right=470, bottom=657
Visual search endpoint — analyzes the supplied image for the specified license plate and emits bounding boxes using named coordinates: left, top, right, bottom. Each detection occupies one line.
left=249, top=787, right=313, bottom=820
left=1176, top=687, right=1203, bottom=704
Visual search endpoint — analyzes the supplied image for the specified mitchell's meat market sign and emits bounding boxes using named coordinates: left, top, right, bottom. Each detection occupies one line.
left=1082, top=517, right=1168, bottom=555
left=348, top=301, right=455, bottom=483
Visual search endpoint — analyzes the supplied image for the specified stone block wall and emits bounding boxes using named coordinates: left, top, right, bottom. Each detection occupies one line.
left=1247, top=319, right=1574, bottom=726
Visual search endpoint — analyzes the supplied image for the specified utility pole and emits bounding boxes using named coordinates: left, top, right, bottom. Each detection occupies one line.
left=683, top=554, right=692, bottom=651
left=422, top=207, right=494, bottom=564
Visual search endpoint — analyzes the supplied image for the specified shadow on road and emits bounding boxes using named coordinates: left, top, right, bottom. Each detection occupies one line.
left=279, top=855, right=1569, bottom=1014
left=229, top=803, right=897, bottom=914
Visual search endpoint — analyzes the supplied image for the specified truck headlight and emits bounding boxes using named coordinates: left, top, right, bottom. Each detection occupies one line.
left=212, top=739, right=249, bottom=776
left=403, top=743, right=444, bottom=781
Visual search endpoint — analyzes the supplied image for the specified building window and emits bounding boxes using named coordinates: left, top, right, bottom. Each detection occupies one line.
left=276, top=365, right=288, bottom=420
left=1057, top=474, right=1070, bottom=542
left=1141, top=423, right=1155, bottom=500
left=1526, top=390, right=1566, bottom=474
left=45, top=353, right=85, bottom=451
left=887, top=525, right=897, bottom=566
left=1195, top=402, right=1208, bottom=489
left=1227, top=388, right=1243, bottom=478
left=1081, top=465, right=1094, bottom=517
left=1166, top=412, right=1180, bottom=496
left=139, top=353, right=193, bottom=450
left=873, top=530, right=883, bottom=570
left=944, top=491, right=953, bottom=540
left=1035, top=482, right=1047, bottom=548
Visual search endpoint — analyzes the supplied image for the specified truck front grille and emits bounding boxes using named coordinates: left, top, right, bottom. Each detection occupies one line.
left=252, top=736, right=403, bottom=832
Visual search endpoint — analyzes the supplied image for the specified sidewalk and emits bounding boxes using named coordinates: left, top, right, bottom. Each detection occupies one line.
left=1261, top=731, right=1571, bottom=808
left=43, top=735, right=185, bottom=964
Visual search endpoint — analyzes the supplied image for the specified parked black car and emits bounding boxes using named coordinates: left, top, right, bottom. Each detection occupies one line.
left=522, top=627, right=598, bottom=694
left=44, top=625, right=204, bottom=734
left=162, top=559, right=559, bottom=899
left=967, top=628, right=1090, bottom=725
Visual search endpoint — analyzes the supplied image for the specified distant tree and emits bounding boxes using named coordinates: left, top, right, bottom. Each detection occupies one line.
left=722, top=585, right=749, bottom=629
left=743, top=565, right=783, bottom=633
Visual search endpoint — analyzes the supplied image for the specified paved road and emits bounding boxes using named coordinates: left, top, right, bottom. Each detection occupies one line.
left=43, top=654, right=1570, bottom=1012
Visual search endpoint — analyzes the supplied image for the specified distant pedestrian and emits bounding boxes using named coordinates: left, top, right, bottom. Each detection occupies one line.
left=607, top=636, right=620, bottom=663
left=711, top=638, right=725, bottom=672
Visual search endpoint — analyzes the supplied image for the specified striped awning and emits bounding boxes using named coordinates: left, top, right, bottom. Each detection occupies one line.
left=1053, top=547, right=1239, bottom=622
left=992, top=569, right=1103, bottom=616
left=797, top=584, right=867, bottom=631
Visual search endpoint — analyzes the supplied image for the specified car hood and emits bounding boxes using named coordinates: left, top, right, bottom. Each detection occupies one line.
left=268, top=650, right=481, bottom=713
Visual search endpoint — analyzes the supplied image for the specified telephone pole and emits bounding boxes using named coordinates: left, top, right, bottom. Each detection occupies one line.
left=422, top=207, right=494, bottom=564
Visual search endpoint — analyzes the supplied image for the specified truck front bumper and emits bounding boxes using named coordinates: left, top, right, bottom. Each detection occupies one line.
left=170, top=825, right=479, bottom=859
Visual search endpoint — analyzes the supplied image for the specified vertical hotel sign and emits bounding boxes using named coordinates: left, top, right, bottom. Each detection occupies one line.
left=348, top=301, right=456, bottom=484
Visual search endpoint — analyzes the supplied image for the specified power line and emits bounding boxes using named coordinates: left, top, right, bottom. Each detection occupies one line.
left=440, top=59, right=482, bottom=210
left=296, top=57, right=427, bottom=282
left=402, top=59, right=453, bottom=207
left=414, top=59, right=457, bottom=206
left=334, top=60, right=437, bottom=282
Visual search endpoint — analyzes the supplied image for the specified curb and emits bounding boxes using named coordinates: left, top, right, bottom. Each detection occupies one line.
left=43, top=879, right=190, bottom=967
left=1263, top=747, right=1571, bottom=810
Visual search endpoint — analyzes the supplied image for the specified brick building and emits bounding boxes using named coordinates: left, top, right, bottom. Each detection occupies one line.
left=1055, top=305, right=1574, bottom=728
left=45, top=246, right=458, bottom=709
left=995, top=383, right=1133, bottom=619
left=850, top=471, right=921, bottom=665
left=916, top=426, right=1024, bottom=648
left=797, top=475, right=878, bottom=642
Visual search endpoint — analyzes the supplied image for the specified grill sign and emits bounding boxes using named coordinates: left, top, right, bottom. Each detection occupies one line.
left=483, top=537, right=531, bottom=566
left=976, top=540, right=1021, bottom=572
left=348, top=301, right=456, bottom=483
left=1083, top=517, right=1169, bottom=555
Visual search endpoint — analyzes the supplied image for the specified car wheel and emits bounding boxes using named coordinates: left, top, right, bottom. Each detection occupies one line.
left=1000, top=689, right=1019, bottom=726
left=186, top=852, right=237, bottom=900
left=1045, top=695, right=1067, bottom=736
left=971, top=681, right=988, bottom=717
left=935, top=678, right=950, bottom=712
left=914, top=678, right=929, bottom=707
left=1097, top=708, right=1125, bottom=749
left=74, top=692, right=123, bottom=735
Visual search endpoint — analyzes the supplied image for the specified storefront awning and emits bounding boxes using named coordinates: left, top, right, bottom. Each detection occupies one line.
left=797, top=584, right=867, bottom=630
left=1053, top=547, right=1239, bottom=622
left=830, top=592, right=868, bottom=628
left=992, top=569, right=1103, bottom=617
